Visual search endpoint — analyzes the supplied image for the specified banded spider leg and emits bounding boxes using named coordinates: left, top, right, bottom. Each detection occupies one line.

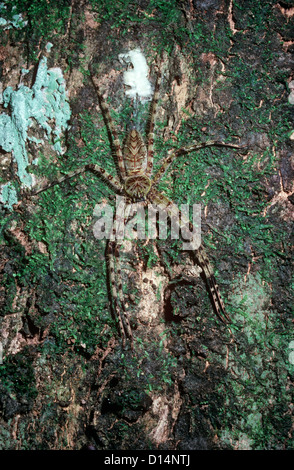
left=106, top=199, right=134, bottom=347
left=147, top=187, right=230, bottom=323
left=145, top=139, right=243, bottom=324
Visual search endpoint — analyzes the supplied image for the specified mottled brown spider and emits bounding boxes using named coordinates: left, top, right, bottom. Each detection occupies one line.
left=33, top=60, right=243, bottom=347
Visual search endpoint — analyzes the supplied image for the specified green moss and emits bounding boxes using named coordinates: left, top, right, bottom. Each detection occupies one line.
left=0, top=350, right=38, bottom=409
left=0, top=0, right=71, bottom=61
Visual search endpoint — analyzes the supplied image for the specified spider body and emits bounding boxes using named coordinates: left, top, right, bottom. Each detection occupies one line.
left=123, top=129, right=152, bottom=199
left=32, top=59, right=243, bottom=348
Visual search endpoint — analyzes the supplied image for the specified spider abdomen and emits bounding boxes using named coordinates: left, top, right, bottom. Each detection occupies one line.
left=124, top=129, right=147, bottom=175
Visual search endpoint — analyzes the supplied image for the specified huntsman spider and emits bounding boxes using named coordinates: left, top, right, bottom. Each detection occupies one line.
left=32, top=59, right=243, bottom=348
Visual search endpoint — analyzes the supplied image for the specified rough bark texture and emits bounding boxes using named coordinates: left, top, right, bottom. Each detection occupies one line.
left=0, top=0, right=293, bottom=450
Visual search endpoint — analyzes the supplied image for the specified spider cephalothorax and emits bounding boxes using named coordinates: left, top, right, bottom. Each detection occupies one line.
left=33, top=58, right=243, bottom=348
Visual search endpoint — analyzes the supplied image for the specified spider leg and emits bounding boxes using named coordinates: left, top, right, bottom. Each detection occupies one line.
left=31, top=163, right=123, bottom=195
left=107, top=239, right=133, bottom=348
left=91, top=76, right=126, bottom=181
left=146, top=59, right=163, bottom=177
left=107, top=203, right=134, bottom=348
left=192, top=244, right=230, bottom=323
left=147, top=187, right=230, bottom=323
left=151, top=140, right=243, bottom=187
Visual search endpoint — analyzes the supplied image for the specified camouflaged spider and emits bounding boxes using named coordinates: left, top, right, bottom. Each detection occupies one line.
left=33, top=60, right=242, bottom=347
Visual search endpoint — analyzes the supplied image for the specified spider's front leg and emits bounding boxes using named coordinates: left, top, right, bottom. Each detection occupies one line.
left=29, top=163, right=123, bottom=196
left=152, top=140, right=244, bottom=187
left=91, top=75, right=127, bottom=182
left=147, top=187, right=230, bottom=324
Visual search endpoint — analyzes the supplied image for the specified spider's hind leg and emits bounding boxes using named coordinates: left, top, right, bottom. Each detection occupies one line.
left=106, top=195, right=134, bottom=349
left=107, top=240, right=133, bottom=348
left=193, top=245, right=230, bottom=324
left=148, top=187, right=230, bottom=324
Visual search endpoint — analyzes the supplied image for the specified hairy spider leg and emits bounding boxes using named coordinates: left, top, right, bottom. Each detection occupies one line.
left=147, top=187, right=230, bottom=323
left=107, top=239, right=133, bottom=347
left=31, top=163, right=123, bottom=195
left=107, top=202, right=134, bottom=347
left=145, top=60, right=163, bottom=178
left=91, top=76, right=127, bottom=181
left=151, top=140, right=243, bottom=187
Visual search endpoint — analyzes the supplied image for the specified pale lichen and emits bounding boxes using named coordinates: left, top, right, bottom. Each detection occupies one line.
left=0, top=181, right=18, bottom=210
left=0, top=55, right=71, bottom=208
